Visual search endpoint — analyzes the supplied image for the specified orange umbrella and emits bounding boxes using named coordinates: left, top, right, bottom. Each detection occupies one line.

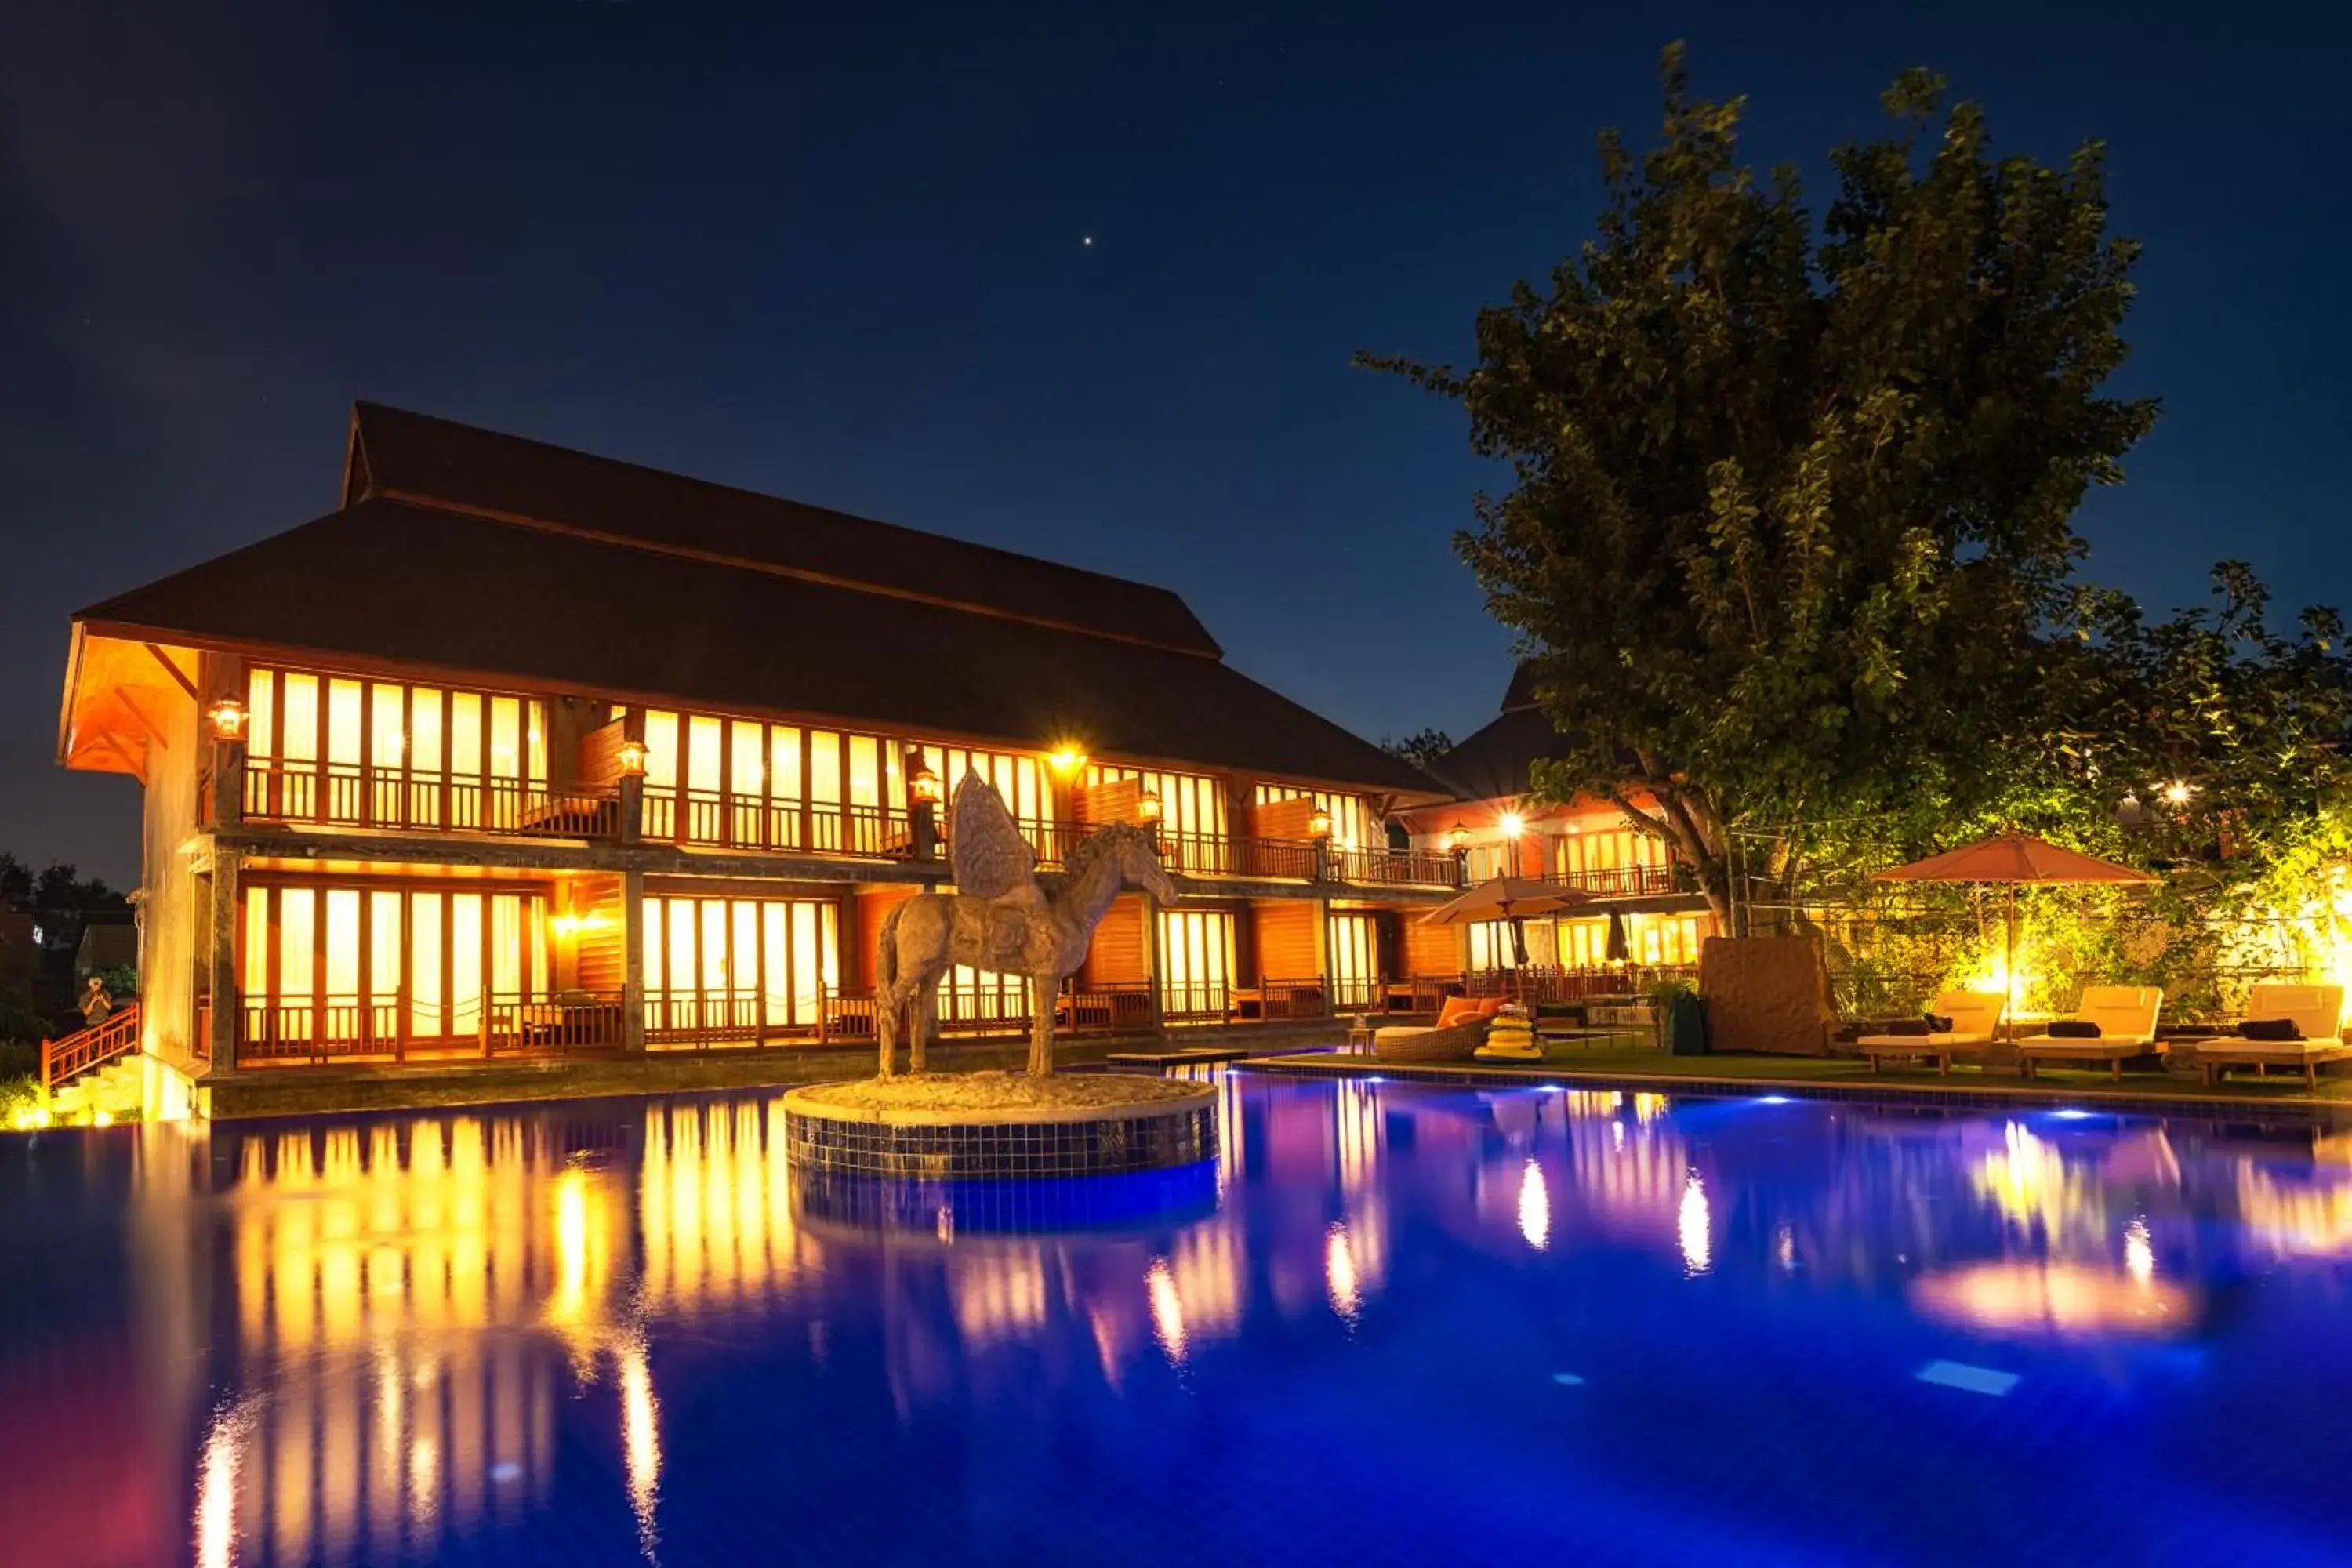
left=1874, top=830, right=2156, bottom=1023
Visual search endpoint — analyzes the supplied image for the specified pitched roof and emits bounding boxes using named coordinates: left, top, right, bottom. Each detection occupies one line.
left=342, top=402, right=1221, bottom=658
left=1426, top=664, right=1577, bottom=801
left=78, top=473, right=1436, bottom=797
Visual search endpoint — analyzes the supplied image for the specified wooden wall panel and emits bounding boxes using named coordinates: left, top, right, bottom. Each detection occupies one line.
left=854, top=887, right=917, bottom=989
left=568, top=874, right=626, bottom=993
left=1080, top=895, right=1149, bottom=985
left=1405, top=917, right=1461, bottom=976
left=1253, top=900, right=1321, bottom=981
left=575, top=718, right=628, bottom=789
left=1076, top=778, right=1141, bottom=826
left=1250, top=797, right=1319, bottom=841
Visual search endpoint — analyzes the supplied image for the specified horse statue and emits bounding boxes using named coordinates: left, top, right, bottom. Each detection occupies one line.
left=874, top=775, right=1176, bottom=1077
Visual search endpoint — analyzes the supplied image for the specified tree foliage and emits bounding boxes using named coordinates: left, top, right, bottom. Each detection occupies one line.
left=1365, top=46, right=2156, bottom=920
left=1379, top=728, right=1455, bottom=771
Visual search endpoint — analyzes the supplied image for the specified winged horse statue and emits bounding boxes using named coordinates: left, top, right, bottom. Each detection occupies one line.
left=873, top=771, right=1176, bottom=1077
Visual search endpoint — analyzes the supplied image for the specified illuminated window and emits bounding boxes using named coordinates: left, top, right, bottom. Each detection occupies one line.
left=640, top=894, right=840, bottom=1036
left=241, top=666, right=548, bottom=832
left=1087, top=764, right=1224, bottom=840
left=237, top=880, right=551, bottom=1052
left=1327, top=913, right=1378, bottom=1007
left=1156, top=909, right=1235, bottom=1019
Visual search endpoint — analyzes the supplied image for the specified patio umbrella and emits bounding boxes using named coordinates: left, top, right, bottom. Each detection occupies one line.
left=1421, top=877, right=1592, bottom=990
left=1605, top=910, right=1630, bottom=964
left=1872, top=829, right=2156, bottom=1027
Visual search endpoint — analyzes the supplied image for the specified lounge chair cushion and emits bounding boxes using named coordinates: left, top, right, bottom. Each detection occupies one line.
left=1882, top=1018, right=1932, bottom=1037
left=2240, top=1017, right=2305, bottom=1041
left=1436, top=997, right=1484, bottom=1029
left=2047, top=1020, right=2103, bottom=1039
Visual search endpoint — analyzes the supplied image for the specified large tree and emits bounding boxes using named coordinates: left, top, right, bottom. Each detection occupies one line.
left=1366, top=49, right=2154, bottom=924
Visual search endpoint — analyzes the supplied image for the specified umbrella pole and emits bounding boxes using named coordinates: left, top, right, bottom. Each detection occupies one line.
left=2005, top=882, right=2019, bottom=1032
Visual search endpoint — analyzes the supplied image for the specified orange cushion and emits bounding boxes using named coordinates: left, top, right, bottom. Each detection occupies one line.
left=1436, top=997, right=1483, bottom=1029
left=1476, top=997, right=1507, bottom=1018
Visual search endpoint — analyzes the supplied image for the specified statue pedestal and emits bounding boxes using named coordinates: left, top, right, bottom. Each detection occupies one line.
left=781, top=1074, right=1216, bottom=1181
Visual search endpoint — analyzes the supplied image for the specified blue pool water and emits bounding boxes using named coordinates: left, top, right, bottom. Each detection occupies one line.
left=5, top=1075, right=2352, bottom=1565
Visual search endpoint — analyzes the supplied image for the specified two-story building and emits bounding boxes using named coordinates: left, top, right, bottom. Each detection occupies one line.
left=56, top=403, right=1461, bottom=1102
left=1395, top=666, right=1717, bottom=989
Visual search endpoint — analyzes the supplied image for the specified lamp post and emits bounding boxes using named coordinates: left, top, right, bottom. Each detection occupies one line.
left=909, top=756, right=942, bottom=862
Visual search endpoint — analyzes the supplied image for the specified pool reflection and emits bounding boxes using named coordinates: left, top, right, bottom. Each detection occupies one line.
left=9, top=1077, right=2352, bottom=1563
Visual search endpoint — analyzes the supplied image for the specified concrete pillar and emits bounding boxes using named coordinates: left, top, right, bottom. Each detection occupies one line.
left=621, top=869, right=647, bottom=1054
left=205, top=850, right=241, bottom=1073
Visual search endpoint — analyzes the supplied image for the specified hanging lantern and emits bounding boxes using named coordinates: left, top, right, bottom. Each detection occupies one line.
left=1446, top=822, right=1469, bottom=852
left=617, top=739, right=649, bottom=777
left=207, top=695, right=248, bottom=740
left=1308, top=807, right=1334, bottom=840
left=911, top=766, right=944, bottom=804
left=1137, top=791, right=1163, bottom=823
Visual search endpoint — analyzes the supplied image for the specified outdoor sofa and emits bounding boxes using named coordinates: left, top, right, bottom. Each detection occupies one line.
left=2193, top=983, right=2350, bottom=1089
left=1855, top=991, right=2007, bottom=1075
left=2014, top=986, right=2165, bottom=1079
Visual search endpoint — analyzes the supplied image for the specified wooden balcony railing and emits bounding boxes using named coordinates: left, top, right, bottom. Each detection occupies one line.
left=41, top=1001, right=143, bottom=1091
left=1231, top=977, right=1327, bottom=1021
left=1330, top=845, right=1465, bottom=888
left=488, top=991, right=627, bottom=1055
left=644, top=989, right=767, bottom=1045
left=242, top=760, right=620, bottom=840
left=1159, top=979, right=1232, bottom=1025
left=647, top=793, right=914, bottom=858
left=1548, top=864, right=1681, bottom=898
left=239, top=991, right=628, bottom=1063
left=816, top=981, right=1161, bottom=1041
left=1464, top=964, right=1697, bottom=1003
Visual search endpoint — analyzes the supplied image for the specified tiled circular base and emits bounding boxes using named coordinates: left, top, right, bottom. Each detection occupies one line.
left=781, top=1086, right=1218, bottom=1180
left=793, top=1162, right=1224, bottom=1236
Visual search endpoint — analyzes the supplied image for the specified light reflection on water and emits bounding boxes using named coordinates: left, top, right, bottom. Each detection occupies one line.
left=5, top=1078, right=2352, bottom=1563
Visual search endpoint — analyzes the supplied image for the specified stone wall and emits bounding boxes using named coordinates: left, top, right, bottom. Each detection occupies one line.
left=1699, top=934, right=1837, bottom=1056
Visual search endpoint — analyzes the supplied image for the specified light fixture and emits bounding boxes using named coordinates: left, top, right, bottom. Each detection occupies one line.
left=2159, top=779, right=2195, bottom=808
left=1446, top=822, right=1468, bottom=851
left=552, top=912, right=609, bottom=939
left=207, top=695, right=248, bottom=740
left=1308, top=807, right=1334, bottom=839
left=1500, top=811, right=1526, bottom=839
left=617, top=739, right=648, bottom=777
left=1137, top=791, right=1163, bottom=822
left=1049, top=746, right=1087, bottom=778
left=911, top=766, right=944, bottom=804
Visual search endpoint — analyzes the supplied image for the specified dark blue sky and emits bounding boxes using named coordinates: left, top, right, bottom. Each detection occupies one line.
left=6, top=2, right=2347, bottom=886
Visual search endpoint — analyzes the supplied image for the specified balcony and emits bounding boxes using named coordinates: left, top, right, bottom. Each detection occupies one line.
left=644, top=792, right=913, bottom=858
left=1548, top=864, right=1682, bottom=899
left=240, top=759, right=621, bottom=840
left=238, top=990, right=630, bottom=1065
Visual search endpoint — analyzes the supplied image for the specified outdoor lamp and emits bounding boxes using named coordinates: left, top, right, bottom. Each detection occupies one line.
left=1309, top=807, right=1334, bottom=839
left=617, top=739, right=648, bottom=777
left=2160, top=779, right=2195, bottom=808
left=1137, top=791, right=1163, bottom=822
left=208, top=695, right=248, bottom=741
left=1446, top=822, right=1468, bottom=851
left=1049, top=746, right=1087, bottom=778
left=1500, top=811, right=1526, bottom=839
left=911, top=766, right=944, bottom=804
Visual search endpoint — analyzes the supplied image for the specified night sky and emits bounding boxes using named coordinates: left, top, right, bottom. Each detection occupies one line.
left=7, top=3, right=2348, bottom=887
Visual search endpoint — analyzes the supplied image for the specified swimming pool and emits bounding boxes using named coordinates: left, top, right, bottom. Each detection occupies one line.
left=4, top=1074, right=2350, bottom=1565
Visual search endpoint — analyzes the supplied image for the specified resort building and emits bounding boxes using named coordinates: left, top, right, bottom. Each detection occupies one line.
left=1395, top=666, right=1718, bottom=991
left=55, top=403, right=1460, bottom=1097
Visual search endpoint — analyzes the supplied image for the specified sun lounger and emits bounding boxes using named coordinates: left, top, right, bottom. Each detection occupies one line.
left=2014, top=986, right=2165, bottom=1079
left=1855, top=992, right=2006, bottom=1075
left=2194, top=984, right=2350, bottom=1089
